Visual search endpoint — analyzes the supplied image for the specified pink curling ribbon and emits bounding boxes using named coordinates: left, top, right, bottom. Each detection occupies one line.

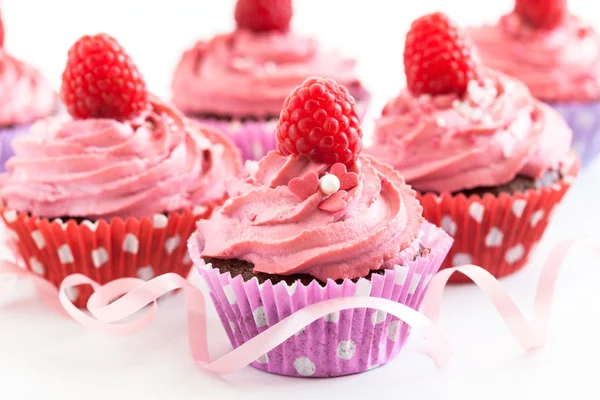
left=2, top=237, right=598, bottom=375
left=422, top=237, right=600, bottom=347
left=58, top=273, right=452, bottom=373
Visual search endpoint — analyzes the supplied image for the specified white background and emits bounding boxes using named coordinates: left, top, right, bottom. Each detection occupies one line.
left=1, top=1, right=600, bottom=399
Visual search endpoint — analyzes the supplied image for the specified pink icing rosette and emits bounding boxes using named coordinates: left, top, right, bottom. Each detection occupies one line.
left=0, top=97, right=242, bottom=306
left=468, top=13, right=600, bottom=166
left=190, top=152, right=452, bottom=377
left=366, top=71, right=579, bottom=281
left=1, top=97, right=241, bottom=219
left=0, top=50, right=56, bottom=127
left=0, top=50, right=57, bottom=172
left=467, top=14, right=600, bottom=103
left=171, top=30, right=370, bottom=161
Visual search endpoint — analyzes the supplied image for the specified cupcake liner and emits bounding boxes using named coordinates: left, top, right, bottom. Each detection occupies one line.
left=189, top=222, right=452, bottom=377
left=417, top=158, right=579, bottom=283
left=548, top=100, right=600, bottom=167
left=0, top=124, right=32, bottom=173
left=197, top=119, right=279, bottom=162
left=0, top=207, right=214, bottom=308
left=194, top=97, right=371, bottom=162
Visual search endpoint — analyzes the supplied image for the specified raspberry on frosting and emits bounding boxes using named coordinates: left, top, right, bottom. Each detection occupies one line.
left=234, top=0, right=293, bottom=33
left=61, top=33, right=149, bottom=120
left=404, top=12, right=483, bottom=97
left=276, top=77, right=362, bottom=166
left=515, top=0, right=567, bottom=29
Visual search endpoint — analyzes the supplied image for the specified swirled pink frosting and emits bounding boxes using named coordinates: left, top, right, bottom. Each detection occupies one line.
left=1, top=97, right=243, bottom=219
left=467, top=13, right=600, bottom=102
left=0, top=50, right=56, bottom=126
left=366, top=71, right=573, bottom=193
left=194, top=152, right=424, bottom=281
left=171, top=30, right=366, bottom=118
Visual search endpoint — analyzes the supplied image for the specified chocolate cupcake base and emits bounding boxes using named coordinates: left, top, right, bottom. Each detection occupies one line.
left=445, top=169, right=562, bottom=198
left=203, top=247, right=429, bottom=286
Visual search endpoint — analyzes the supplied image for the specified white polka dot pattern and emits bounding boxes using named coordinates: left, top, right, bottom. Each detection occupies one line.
left=485, top=227, right=504, bottom=247
left=29, top=257, right=45, bottom=275
left=164, top=235, right=181, bottom=255
left=91, top=247, right=109, bottom=268
left=122, top=233, right=139, bottom=254
left=31, top=231, right=45, bottom=249
left=253, top=306, right=268, bottom=328
left=294, top=357, right=316, bottom=376
left=505, top=244, right=525, bottom=264
left=336, top=340, right=356, bottom=360
left=58, top=244, right=74, bottom=264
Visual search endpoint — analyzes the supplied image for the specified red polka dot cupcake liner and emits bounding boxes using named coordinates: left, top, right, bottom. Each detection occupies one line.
left=189, top=222, right=452, bottom=378
left=0, top=207, right=214, bottom=308
left=417, top=154, right=579, bottom=283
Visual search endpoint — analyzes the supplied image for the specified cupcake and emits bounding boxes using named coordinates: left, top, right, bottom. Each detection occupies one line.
left=171, top=0, right=370, bottom=162
left=188, top=77, right=452, bottom=377
left=0, top=12, right=56, bottom=172
left=467, top=0, right=600, bottom=166
left=366, top=13, right=579, bottom=282
left=0, top=34, right=242, bottom=307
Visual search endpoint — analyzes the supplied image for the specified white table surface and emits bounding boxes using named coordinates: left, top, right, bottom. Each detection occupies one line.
left=1, top=1, right=600, bottom=399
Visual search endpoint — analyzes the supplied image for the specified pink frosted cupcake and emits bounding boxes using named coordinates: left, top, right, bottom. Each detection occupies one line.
left=0, top=34, right=242, bottom=307
left=366, top=13, right=579, bottom=282
left=0, top=12, right=56, bottom=172
left=188, top=77, right=451, bottom=377
left=171, top=0, right=369, bottom=161
left=467, top=0, right=600, bottom=166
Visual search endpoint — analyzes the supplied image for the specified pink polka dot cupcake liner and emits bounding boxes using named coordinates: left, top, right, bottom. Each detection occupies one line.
left=189, top=222, right=452, bottom=378
left=548, top=101, right=600, bottom=168
left=417, top=154, right=579, bottom=283
left=0, top=207, right=215, bottom=308
left=194, top=97, right=371, bottom=162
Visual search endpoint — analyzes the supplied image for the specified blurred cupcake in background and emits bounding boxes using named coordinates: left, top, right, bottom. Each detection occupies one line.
left=0, top=11, right=56, bottom=172
left=467, top=0, right=600, bottom=167
left=366, top=12, right=579, bottom=282
left=189, top=76, right=451, bottom=377
left=0, top=34, right=242, bottom=307
left=171, top=0, right=370, bottom=161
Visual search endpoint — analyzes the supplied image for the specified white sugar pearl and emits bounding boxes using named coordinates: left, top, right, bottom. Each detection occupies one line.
left=319, top=174, right=340, bottom=195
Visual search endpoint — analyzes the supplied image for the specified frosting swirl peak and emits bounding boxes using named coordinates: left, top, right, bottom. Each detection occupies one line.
left=195, top=151, right=423, bottom=281
left=171, top=30, right=365, bottom=119
left=0, top=50, right=56, bottom=126
left=366, top=71, right=573, bottom=193
left=1, top=97, right=242, bottom=219
left=467, top=13, right=600, bottom=102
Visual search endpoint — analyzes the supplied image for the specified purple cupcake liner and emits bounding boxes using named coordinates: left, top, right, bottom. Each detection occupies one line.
left=196, top=119, right=279, bottom=162
left=548, top=100, right=600, bottom=167
left=0, top=124, right=32, bottom=173
left=189, top=222, right=452, bottom=378
left=193, top=97, right=371, bottom=162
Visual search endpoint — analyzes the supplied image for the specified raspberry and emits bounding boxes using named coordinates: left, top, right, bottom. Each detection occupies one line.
left=277, top=77, right=362, bottom=166
left=515, top=0, right=567, bottom=29
left=404, top=12, right=482, bottom=97
left=61, top=33, right=148, bottom=120
left=234, top=0, right=292, bottom=33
